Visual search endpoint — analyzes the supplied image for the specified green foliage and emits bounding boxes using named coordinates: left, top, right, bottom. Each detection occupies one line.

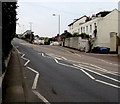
left=61, top=30, right=72, bottom=39
left=2, top=2, right=18, bottom=72
left=44, top=37, right=49, bottom=42
left=80, top=33, right=89, bottom=39
left=72, top=32, right=79, bottom=37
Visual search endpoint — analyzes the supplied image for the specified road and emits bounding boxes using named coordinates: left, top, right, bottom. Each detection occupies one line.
left=12, top=38, right=120, bottom=103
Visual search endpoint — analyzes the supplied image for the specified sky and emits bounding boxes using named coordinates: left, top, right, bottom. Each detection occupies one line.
left=16, top=0, right=119, bottom=38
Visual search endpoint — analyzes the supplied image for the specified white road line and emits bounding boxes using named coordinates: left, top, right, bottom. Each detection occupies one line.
left=46, top=53, right=119, bottom=76
left=21, top=54, right=29, bottom=60
left=38, top=53, right=54, bottom=59
left=95, top=79, right=120, bottom=89
left=78, top=63, right=118, bottom=76
left=55, top=58, right=119, bottom=83
left=27, top=67, right=40, bottom=90
left=24, top=60, right=30, bottom=66
left=41, top=53, right=44, bottom=57
left=12, top=44, right=21, bottom=54
left=75, top=53, right=119, bottom=67
left=74, top=64, right=120, bottom=83
left=98, top=59, right=119, bottom=66
left=0, top=72, right=6, bottom=88
left=27, top=67, right=39, bottom=74
left=81, top=69, right=95, bottom=80
left=32, top=90, right=51, bottom=104
left=54, top=59, right=95, bottom=80
left=21, top=54, right=25, bottom=58
left=32, top=73, right=39, bottom=90
left=41, top=52, right=120, bottom=89
left=19, top=51, right=50, bottom=103
left=74, top=53, right=82, bottom=57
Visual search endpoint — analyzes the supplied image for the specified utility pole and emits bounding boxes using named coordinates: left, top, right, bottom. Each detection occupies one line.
left=29, top=22, right=33, bottom=43
left=29, top=22, right=32, bottom=31
left=53, top=14, right=60, bottom=36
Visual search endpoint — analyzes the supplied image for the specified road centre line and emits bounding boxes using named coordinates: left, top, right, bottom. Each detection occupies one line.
left=32, top=90, right=51, bottom=104
left=54, top=58, right=120, bottom=88
left=73, top=64, right=120, bottom=89
left=39, top=52, right=120, bottom=88
left=78, top=63, right=119, bottom=76
left=38, top=53, right=54, bottom=59
left=54, top=59, right=95, bottom=80
left=73, top=64, right=120, bottom=83
left=80, top=69, right=95, bottom=80
left=47, top=53, right=118, bottom=76
left=95, top=79, right=120, bottom=89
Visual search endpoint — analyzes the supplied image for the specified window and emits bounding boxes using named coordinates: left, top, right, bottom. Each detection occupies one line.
left=83, top=27, right=85, bottom=33
left=86, top=26, right=88, bottom=32
left=81, top=27, right=82, bottom=33
left=90, top=25, right=92, bottom=32
left=94, top=23, right=97, bottom=29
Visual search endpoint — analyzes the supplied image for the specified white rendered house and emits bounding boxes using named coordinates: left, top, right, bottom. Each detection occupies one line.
left=68, top=9, right=120, bottom=52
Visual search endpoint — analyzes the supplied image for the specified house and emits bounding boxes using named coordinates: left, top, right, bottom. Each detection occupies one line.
left=39, top=37, right=45, bottom=45
left=68, top=9, right=120, bottom=53
left=68, top=15, right=89, bottom=34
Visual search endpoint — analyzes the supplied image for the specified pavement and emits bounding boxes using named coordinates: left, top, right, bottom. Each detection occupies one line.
left=2, top=46, right=44, bottom=103
left=60, top=46, right=119, bottom=64
left=1, top=43, right=120, bottom=103
left=2, top=47, right=26, bottom=103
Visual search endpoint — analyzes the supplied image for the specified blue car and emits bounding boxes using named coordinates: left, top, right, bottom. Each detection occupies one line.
left=92, top=47, right=110, bottom=53
left=99, top=47, right=110, bottom=53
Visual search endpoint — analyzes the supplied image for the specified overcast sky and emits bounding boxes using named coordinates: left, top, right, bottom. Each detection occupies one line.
left=16, top=0, right=119, bottom=38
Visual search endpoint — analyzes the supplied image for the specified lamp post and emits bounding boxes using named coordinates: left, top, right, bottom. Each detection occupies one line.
left=29, top=22, right=33, bottom=43
left=29, top=22, right=32, bottom=32
left=53, top=14, right=60, bottom=36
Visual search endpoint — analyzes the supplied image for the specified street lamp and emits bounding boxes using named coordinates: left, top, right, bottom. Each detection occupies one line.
left=53, top=14, right=60, bottom=36
left=29, top=22, right=32, bottom=32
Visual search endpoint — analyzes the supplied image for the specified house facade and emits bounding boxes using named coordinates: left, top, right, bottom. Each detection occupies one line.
left=68, top=15, right=88, bottom=34
left=68, top=9, right=120, bottom=52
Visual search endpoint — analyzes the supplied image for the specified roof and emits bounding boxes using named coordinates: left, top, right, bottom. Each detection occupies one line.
left=96, top=11, right=111, bottom=17
left=68, top=9, right=118, bottom=27
left=68, top=15, right=87, bottom=26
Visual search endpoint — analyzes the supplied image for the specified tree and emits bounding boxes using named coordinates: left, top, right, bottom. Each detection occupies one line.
left=60, top=30, right=72, bottom=39
left=80, top=33, right=89, bottom=39
left=2, top=2, right=18, bottom=72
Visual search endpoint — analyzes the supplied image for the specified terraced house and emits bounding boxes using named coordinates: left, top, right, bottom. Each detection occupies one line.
left=68, top=9, right=120, bottom=53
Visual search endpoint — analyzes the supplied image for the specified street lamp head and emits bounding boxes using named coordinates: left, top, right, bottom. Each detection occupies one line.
left=53, top=14, right=56, bottom=16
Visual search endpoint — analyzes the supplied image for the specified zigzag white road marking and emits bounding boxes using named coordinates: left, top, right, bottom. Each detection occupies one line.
left=32, top=90, right=51, bottom=104
left=14, top=46, right=50, bottom=103
left=39, top=53, right=120, bottom=89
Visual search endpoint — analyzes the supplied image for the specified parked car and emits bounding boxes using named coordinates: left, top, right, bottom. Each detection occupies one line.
left=33, top=40, right=39, bottom=45
left=50, top=42, right=60, bottom=46
left=92, top=46, right=110, bottom=53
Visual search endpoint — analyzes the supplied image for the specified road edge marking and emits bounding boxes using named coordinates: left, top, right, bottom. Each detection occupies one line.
left=32, top=90, right=51, bottom=104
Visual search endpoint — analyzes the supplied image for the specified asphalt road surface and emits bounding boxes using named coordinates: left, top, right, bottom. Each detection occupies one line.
left=12, top=38, right=120, bottom=103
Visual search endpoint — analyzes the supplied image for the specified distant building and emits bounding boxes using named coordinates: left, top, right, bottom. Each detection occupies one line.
left=21, top=30, right=33, bottom=38
left=68, top=9, right=120, bottom=52
left=39, top=37, right=45, bottom=45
